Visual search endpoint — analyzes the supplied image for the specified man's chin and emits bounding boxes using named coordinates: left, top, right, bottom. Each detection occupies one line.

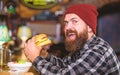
left=66, top=37, right=76, bottom=42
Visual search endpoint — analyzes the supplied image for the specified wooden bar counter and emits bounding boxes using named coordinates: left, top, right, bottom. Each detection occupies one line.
left=0, top=66, right=38, bottom=75
left=0, top=71, right=34, bottom=75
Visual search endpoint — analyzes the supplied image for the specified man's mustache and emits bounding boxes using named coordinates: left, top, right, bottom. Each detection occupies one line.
left=66, top=29, right=76, bottom=36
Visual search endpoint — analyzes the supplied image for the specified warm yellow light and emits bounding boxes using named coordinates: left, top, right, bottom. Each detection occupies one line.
left=17, top=26, right=32, bottom=42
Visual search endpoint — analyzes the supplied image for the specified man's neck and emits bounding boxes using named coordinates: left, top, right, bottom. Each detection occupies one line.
left=87, top=32, right=94, bottom=41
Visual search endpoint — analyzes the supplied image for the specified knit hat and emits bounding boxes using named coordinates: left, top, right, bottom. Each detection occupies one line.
left=64, top=4, right=98, bottom=34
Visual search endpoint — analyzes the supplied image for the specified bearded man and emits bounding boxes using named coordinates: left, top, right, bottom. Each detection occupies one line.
left=24, top=4, right=120, bottom=75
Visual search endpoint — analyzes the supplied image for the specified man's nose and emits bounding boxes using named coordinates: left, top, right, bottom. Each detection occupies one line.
left=65, top=22, right=73, bottom=29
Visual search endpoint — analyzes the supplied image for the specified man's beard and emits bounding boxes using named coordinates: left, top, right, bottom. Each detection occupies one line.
left=65, top=29, right=88, bottom=53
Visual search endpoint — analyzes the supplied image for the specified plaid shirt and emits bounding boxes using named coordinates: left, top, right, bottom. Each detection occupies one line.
left=33, top=35, right=120, bottom=75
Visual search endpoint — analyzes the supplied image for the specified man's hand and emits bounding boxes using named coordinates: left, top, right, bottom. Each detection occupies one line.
left=24, top=37, right=42, bottom=62
left=40, top=45, right=50, bottom=58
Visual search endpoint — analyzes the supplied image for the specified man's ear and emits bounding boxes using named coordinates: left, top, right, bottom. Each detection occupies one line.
left=87, top=25, right=93, bottom=33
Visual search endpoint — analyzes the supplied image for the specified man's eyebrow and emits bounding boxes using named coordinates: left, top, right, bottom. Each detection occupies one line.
left=64, top=17, right=77, bottom=22
left=70, top=17, right=77, bottom=20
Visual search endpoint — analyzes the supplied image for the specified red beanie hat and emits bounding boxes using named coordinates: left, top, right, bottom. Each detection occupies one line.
left=64, top=4, right=98, bottom=34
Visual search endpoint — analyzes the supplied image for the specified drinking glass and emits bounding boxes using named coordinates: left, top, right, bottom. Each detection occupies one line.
left=0, top=46, right=3, bottom=72
left=0, top=45, right=12, bottom=71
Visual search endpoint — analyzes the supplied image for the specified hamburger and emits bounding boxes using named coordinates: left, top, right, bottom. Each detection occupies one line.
left=34, top=34, right=52, bottom=47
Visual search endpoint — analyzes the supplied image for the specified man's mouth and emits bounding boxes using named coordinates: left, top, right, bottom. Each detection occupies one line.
left=66, top=33, right=76, bottom=40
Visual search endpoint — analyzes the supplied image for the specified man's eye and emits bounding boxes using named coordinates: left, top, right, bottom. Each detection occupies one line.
left=72, top=20, right=77, bottom=24
left=64, top=21, right=68, bottom=25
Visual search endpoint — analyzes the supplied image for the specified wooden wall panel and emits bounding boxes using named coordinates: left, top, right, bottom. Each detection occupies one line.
left=69, top=0, right=120, bottom=8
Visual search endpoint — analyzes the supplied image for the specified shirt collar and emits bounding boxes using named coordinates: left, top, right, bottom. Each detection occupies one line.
left=83, top=34, right=96, bottom=49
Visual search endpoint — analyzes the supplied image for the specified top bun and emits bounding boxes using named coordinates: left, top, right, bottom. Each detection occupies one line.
left=34, top=34, right=52, bottom=46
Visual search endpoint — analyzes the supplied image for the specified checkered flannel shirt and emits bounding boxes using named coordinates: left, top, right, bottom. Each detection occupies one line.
left=33, top=35, right=120, bottom=75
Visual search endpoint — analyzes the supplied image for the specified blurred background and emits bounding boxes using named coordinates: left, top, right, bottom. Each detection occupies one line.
left=0, top=0, right=120, bottom=74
